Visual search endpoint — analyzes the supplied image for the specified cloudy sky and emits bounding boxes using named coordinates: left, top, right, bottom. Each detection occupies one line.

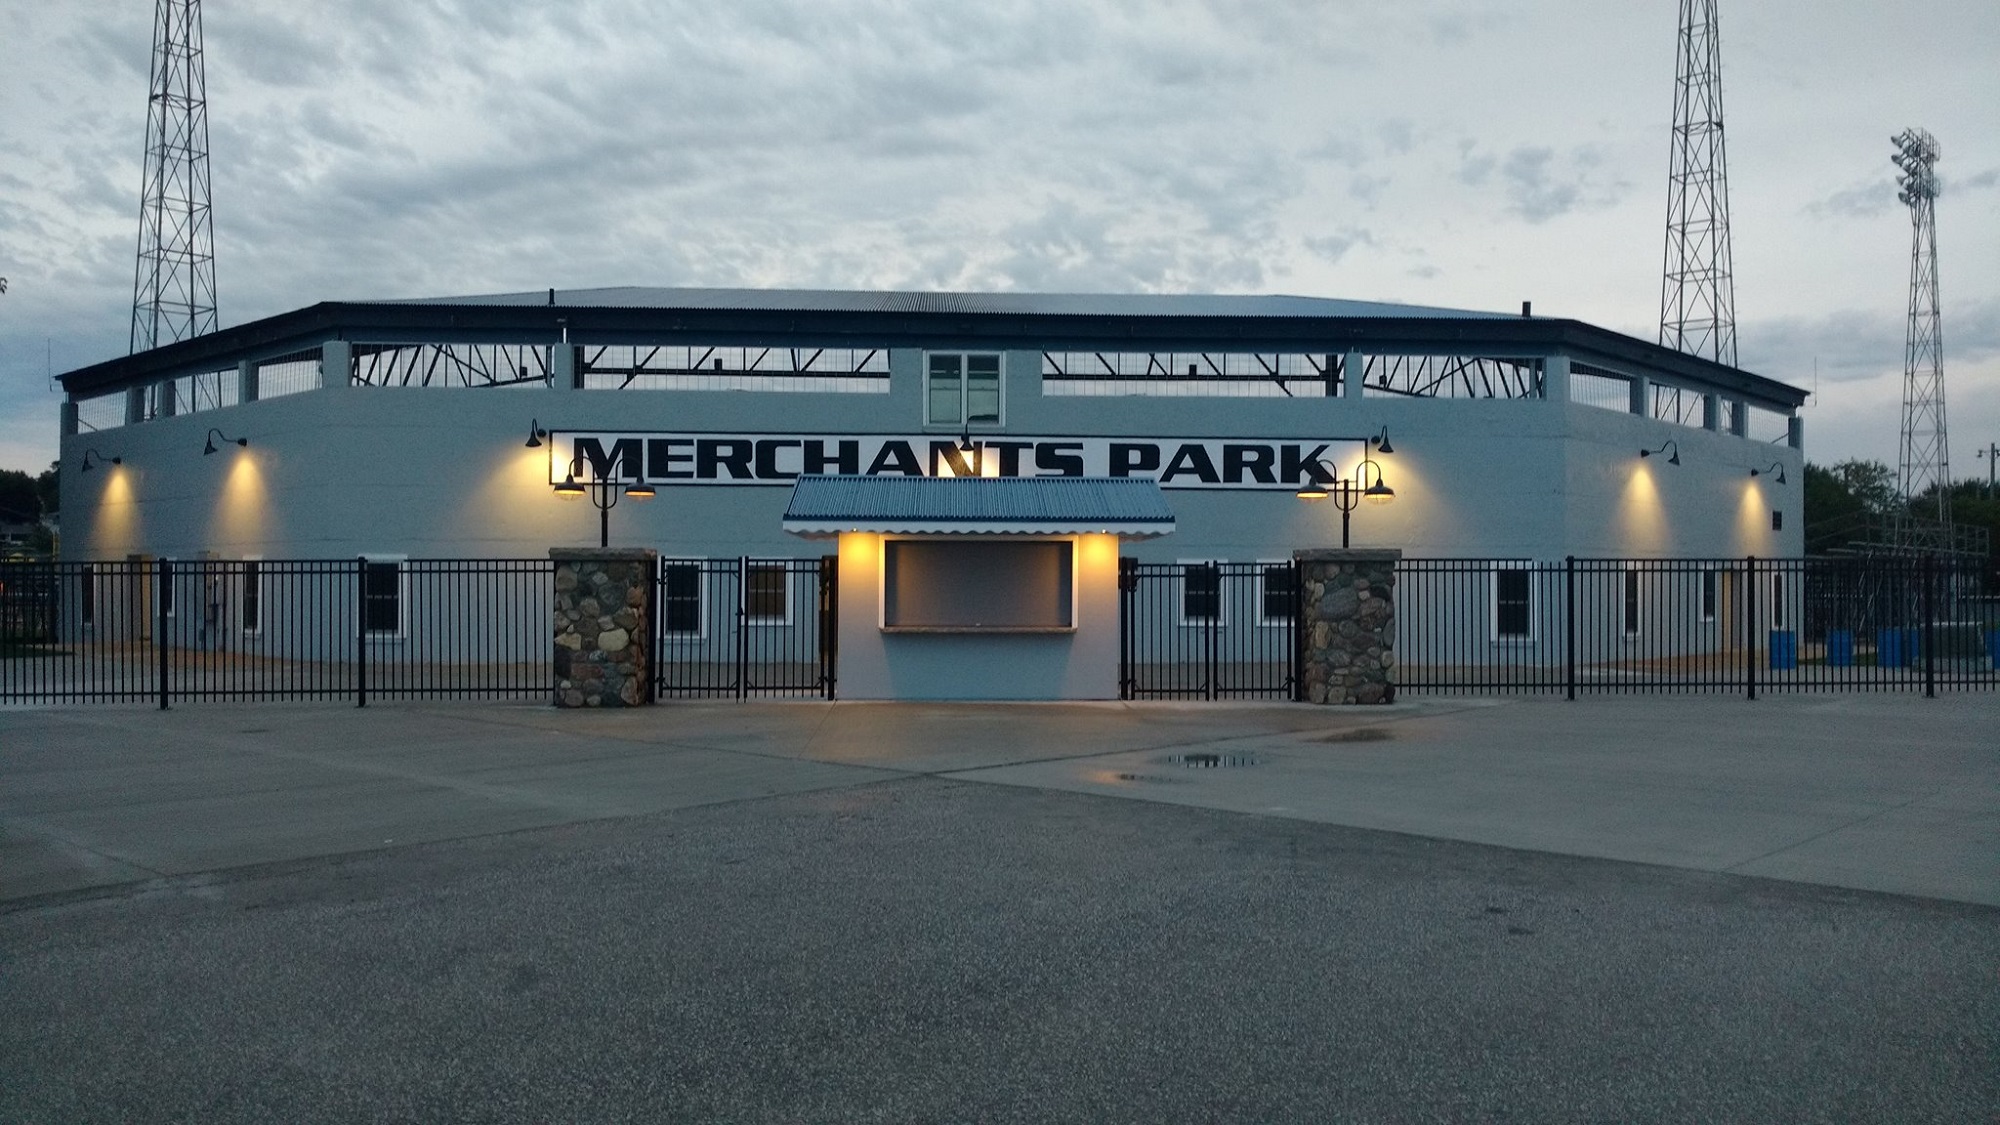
left=3, top=0, right=1997, bottom=482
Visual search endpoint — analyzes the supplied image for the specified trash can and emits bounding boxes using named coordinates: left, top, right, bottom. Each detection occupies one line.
left=1876, top=627, right=1916, bottom=668
left=1826, top=629, right=1854, bottom=667
left=1768, top=629, right=1797, bottom=671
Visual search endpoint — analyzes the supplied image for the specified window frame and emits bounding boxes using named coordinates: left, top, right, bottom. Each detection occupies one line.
left=1178, top=558, right=1224, bottom=628
left=1256, top=558, right=1296, bottom=628
left=923, top=351, right=1005, bottom=428
left=743, top=561, right=794, bottom=627
left=240, top=556, right=264, bottom=636
left=1770, top=572, right=1788, bottom=631
left=659, top=558, right=708, bottom=638
left=1489, top=561, right=1534, bottom=643
left=361, top=554, right=408, bottom=640
left=1699, top=568, right=1717, bottom=624
left=1622, top=565, right=1642, bottom=638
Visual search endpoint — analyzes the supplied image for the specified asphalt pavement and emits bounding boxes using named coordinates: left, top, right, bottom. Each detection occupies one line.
left=1, top=694, right=1995, bottom=1122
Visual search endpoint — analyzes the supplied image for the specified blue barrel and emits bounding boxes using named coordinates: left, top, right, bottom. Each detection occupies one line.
left=1877, top=627, right=1917, bottom=668
left=1987, top=629, right=2000, bottom=669
left=1826, top=629, right=1854, bottom=667
left=1768, top=629, right=1797, bottom=670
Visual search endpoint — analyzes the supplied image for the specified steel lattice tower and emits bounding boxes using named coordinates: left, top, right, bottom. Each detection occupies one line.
left=1659, top=0, right=1737, bottom=368
left=130, top=0, right=217, bottom=354
left=1893, top=127, right=1950, bottom=541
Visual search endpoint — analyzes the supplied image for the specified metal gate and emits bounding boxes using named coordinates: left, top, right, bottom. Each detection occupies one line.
left=1119, top=559, right=1300, bottom=700
left=654, top=556, right=837, bottom=699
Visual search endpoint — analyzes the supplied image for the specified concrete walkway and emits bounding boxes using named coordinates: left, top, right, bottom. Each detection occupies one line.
left=4, top=693, right=1995, bottom=906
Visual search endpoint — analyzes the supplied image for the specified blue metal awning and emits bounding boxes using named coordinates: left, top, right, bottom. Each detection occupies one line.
left=782, top=475, right=1175, bottom=539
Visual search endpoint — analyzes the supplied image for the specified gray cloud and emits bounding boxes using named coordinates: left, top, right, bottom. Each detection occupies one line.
left=1459, top=143, right=1629, bottom=222
left=1738, top=298, right=2000, bottom=386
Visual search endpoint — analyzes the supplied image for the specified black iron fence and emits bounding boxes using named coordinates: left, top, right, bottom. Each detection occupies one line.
left=1119, top=560, right=1300, bottom=700
left=1, top=558, right=553, bottom=706
left=655, top=556, right=837, bottom=700
left=1393, top=556, right=1997, bottom=697
left=1117, top=556, right=1998, bottom=700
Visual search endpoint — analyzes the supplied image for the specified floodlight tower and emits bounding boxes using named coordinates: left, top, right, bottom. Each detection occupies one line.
left=1892, top=127, right=1949, bottom=543
left=130, top=0, right=218, bottom=353
left=1659, top=0, right=1737, bottom=368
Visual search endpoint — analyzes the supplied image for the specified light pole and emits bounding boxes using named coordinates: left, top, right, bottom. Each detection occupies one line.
left=553, top=454, right=654, bottom=548
left=1296, top=457, right=1394, bottom=548
left=1979, top=443, right=1997, bottom=500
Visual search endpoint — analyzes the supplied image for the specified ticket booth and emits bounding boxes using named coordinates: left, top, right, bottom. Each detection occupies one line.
left=783, top=475, right=1174, bottom=700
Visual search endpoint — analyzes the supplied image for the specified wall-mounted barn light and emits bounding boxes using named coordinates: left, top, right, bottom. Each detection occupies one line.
left=202, top=428, right=247, bottom=455
left=1639, top=440, right=1680, bottom=465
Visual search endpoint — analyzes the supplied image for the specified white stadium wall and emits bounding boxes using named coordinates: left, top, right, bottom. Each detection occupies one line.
left=58, top=345, right=1802, bottom=566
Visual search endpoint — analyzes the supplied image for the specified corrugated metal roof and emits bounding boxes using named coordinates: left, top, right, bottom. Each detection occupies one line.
left=782, top=475, right=1176, bottom=539
left=380, top=285, right=1509, bottom=321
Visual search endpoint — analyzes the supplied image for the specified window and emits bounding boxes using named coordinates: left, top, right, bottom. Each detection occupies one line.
left=1623, top=568, right=1641, bottom=636
left=362, top=558, right=405, bottom=636
left=1771, top=573, right=1787, bottom=630
left=1181, top=562, right=1221, bottom=625
left=745, top=563, right=790, bottom=625
left=159, top=558, right=176, bottom=618
left=79, top=563, right=95, bottom=627
left=926, top=353, right=1002, bottom=426
left=1492, top=565, right=1532, bottom=640
left=241, top=559, right=262, bottom=634
left=661, top=561, right=703, bottom=635
left=883, top=540, right=1073, bottom=630
left=1259, top=562, right=1295, bottom=626
left=1700, top=569, right=1717, bottom=623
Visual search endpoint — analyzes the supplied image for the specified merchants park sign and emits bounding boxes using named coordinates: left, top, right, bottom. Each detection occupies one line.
left=549, top=432, right=1370, bottom=492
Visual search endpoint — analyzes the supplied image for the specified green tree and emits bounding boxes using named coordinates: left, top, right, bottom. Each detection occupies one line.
left=0, top=468, right=39, bottom=523
left=35, top=460, right=57, bottom=519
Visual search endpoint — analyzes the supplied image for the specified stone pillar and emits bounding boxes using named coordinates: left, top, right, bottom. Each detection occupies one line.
left=1628, top=374, right=1650, bottom=417
left=61, top=399, right=79, bottom=437
left=550, top=548, right=656, bottom=708
left=238, top=359, right=259, bottom=404
left=1294, top=548, right=1401, bottom=705
left=1787, top=415, right=1804, bottom=450
left=1728, top=398, right=1748, bottom=437
left=1702, top=393, right=1720, bottom=431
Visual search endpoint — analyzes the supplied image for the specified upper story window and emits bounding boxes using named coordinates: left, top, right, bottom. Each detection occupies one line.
left=926, top=353, right=1002, bottom=427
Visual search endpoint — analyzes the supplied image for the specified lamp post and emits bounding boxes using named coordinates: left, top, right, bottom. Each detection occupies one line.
left=1296, top=457, right=1394, bottom=548
left=553, top=454, right=654, bottom=548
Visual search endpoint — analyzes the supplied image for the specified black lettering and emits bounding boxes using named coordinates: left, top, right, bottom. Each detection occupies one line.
left=1035, top=442, right=1085, bottom=477
left=930, top=441, right=984, bottom=477
left=1160, top=443, right=1220, bottom=484
left=647, top=438, right=694, bottom=480
left=866, top=440, right=923, bottom=476
left=803, top=439, right=860, bottom=475
left=985, top=441, right=1034, bottom=477
left=1223, top=444, right=1276, bottom=484
left=1110, top=443, right=1160, bottom=477
left=576, top=437, right=642, bottom=481
left=1281, top=443, right=1334, bottom=484
left=755, top=439, right=801, bottom=480
left=696, top=438, right=754, bottom=480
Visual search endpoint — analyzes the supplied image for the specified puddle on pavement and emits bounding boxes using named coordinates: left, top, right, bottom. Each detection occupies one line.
left=1161, top=752, right=1259, bottom=769
left=1088, top=770, right=1187, bottom=785
left=1317, top=727, right=1393, bottom=744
